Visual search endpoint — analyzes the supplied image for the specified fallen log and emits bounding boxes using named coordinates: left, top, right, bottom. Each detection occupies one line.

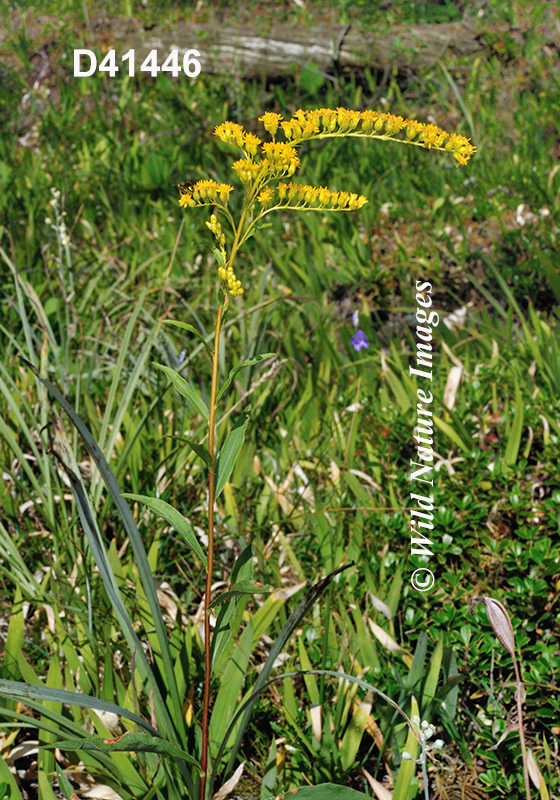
left=1, top=15, right=482, bottom=78
left=118, top=20, right=482, bottom=78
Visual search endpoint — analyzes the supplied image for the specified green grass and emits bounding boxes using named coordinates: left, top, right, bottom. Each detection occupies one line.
left=1, top=2, right=560, bottom=799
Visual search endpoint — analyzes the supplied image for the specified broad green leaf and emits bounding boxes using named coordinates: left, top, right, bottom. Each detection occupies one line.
left=215, top=412, right=251, bottom=498
left=165, top=320, right=213, bottom=356
left=208, top=580, right=274, bottom=609
left=154, top=363, right=209, bottom=420
left=122, top=494, right=208, bottom=568
left=216, top=353, right=275, bottom=404
left=292, top=785, right=369, bottom=799
left=49, top=731, right=201, bottom=770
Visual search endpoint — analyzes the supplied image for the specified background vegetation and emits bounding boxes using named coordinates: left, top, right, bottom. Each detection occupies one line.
left=1, top=1, right=559, bottom=798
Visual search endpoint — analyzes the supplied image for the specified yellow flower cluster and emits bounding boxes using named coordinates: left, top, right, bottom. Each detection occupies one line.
left=261, top=142, right=300, bottom=175
left=232, top=159, right=262, bottom=185
left=206, top=214, right=243, bottom=295
left=205, top=213, right=226, bottom=249
left=178, top=180, right=234, bottom=207
left=274, top=182, right=368, bottom=211
left=179, top=108, right=475, bottom=299
left=214, top=122, right=264, bottom=159
left=260, top=107, right=476, bottom=166
left=217, top=262, right=244, bottom=296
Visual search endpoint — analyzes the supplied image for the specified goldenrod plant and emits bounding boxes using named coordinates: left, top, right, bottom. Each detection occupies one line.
left=0, top=107, right=474, bottom=800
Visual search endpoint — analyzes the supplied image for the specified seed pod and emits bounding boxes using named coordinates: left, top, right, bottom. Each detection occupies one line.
left=469, top=595, right=516, bottom=657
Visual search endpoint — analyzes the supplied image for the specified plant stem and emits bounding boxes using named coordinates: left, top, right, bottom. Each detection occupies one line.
left=199, top=298, right=225, bottom=800
left=513, top=657, right=531, bottom=800
left=421, top=741, right=429, bottom=800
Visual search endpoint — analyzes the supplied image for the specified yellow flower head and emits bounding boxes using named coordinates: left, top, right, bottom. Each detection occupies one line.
left=232, top=159, right=262, bottom=185
left=257, top=188, right=274, bottom=208
left=178, top=179, right=234, bottom=207
left=336, top=107, right=361, bottom=133
left=242, top=132, right=262, bottom=157
left=214, top=122, right=246, bottom=149
left=261, top=142, right=300, bottom=175
left=259, top=112, right=283, bottom=137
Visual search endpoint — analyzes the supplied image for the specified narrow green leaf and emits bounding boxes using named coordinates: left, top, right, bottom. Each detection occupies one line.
left=213, top=247, right=226, bottom=268
left=433, top=414, right=470, bottom=453
left=49, top=731, right=201, bottom=771
left=434, top=674, right=465, bottom=701
left=393, top=696, right=420, bottom=800
left=211, top=663, right=420, bottom=800
left=165, top=320, right=213, bottom=356
left=211, top=564, right=355, bottom=796
left=421, top=633, right=444, bottom=712
left=0, top=753, right=24, bottom=798
left=292, top=785, right=369, bottom=799
left=154, top=363, right=209, bottom=420
left=18, top=358, right=191, bottom=778
left=403, top=632, right=428, bottom=691
left=0, top=678, right=159, bottom=735
left=505, top=380, right=524, bottom=466
left=384, top=368, right=411, bottom=413
left=210, top=544, right=255, bottom=669
left=122, top=494, right=208, bottom=569
left=208, top=580, right=274, bottom=609
left=175, top=437, right=213, bottom=469
left=215, top=413, right=251, bottom=498
left=217, top=353, right=276, bottom=404
left=55, top=764, right=75, bottom=800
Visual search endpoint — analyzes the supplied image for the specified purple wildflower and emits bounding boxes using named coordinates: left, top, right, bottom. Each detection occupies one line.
left=350, top=330, right=369, bottom=351
left=178, top=350, right=186, bottom=366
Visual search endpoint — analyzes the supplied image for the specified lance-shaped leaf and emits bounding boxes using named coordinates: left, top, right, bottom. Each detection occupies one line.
left=165, top=320, right=213, bottom=356
left=55, top=764, right=76, bottom=800
left=208, top=580, right=274, bottom=609
left=47, top=731, right=202, bottom=771
left=291, top=785, right=370, bottom=799
left=215, top=413, right=250, bottom=499
left=122, top=494, right=208, bottom=569
left=0, top=678, right=159, bottom=736
left=154, top=363, right=209, bottom=420
left=178, top=437, right=213, bottom=469
left=216, top=354, right=276, bottom=404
